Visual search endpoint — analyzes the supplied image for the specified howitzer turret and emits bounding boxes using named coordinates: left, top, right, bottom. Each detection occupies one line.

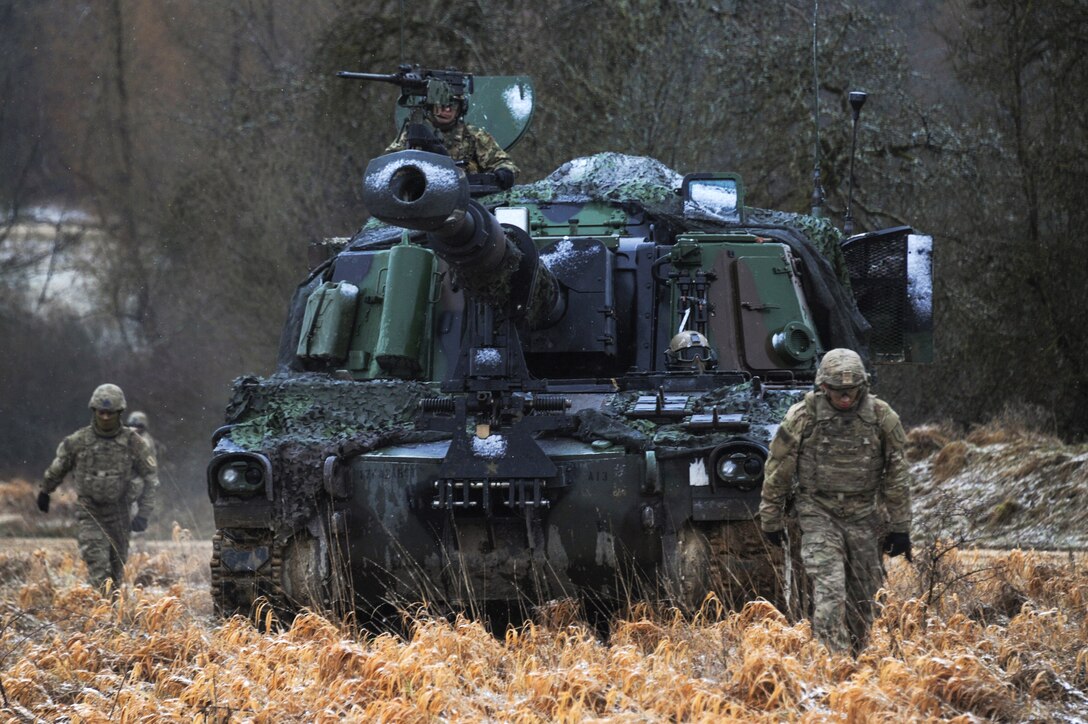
left=363, top=149, right=559, bottom=328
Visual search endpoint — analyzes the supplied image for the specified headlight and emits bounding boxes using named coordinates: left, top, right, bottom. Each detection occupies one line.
left=717, top=458, right=738, bottom=479
left=709, top=440, right=768, bottom=492
left=209, top=453, right=271, bottom=498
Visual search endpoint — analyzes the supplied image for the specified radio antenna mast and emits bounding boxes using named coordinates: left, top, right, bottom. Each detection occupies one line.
left=399, top=0, right=406, bottom=63
left=810, top=0, right=825, bottom=218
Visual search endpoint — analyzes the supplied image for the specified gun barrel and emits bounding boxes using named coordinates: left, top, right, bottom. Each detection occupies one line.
left=363, top=151, right=559, bottom=324
left=363, top=151, right=471, bottom=234
left=336, top=71, right=425, bottom=87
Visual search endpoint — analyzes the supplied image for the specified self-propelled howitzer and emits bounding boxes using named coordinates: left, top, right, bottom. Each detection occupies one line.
left=207, top=150, right=932, bottom=629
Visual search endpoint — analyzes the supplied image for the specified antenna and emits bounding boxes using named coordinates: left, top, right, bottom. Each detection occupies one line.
left=399, top=0, right=405, bottom=63
left=843, top=90, right=867, bottom=237
left=810, top=0, right=824, bottom=217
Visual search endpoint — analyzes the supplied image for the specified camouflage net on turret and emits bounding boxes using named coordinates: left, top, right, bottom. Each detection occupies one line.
left=487, top=152, right=845, bottom=269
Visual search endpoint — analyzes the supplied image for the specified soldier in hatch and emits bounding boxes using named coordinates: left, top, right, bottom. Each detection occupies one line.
left=38, top=384, right=159, bottom=589
left=384, top=89, right=520, bottom=189
left=665, top=330, right=717, bottom=373
left=758, top=348, right=912, bottom=654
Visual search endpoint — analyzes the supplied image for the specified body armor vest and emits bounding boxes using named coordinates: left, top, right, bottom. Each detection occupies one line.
left=797, top=393, right=885, bottom=496
left=71, top=428, right=140, bottom=506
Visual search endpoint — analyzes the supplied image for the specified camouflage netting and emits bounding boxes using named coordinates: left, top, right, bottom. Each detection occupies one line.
left=485, top=152, right=847, bottom=273
left=219, top=373, right=447, bottom=535
left=569, top=382, right=807, bottom=453
left=487, top=152, right=684, bottom=209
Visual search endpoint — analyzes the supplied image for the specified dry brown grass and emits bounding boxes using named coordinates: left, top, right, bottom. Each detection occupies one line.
left=964, top=403, right=1063, bottom=448
left=1, top=545, right=1086, bottom=721
left=906, top=422, right=955, bottom=462
left=2, top=413, right=1084, bottom=720
left=932, top=440, right=970, bottom=483
left=0, top=479, right=78, bottom=538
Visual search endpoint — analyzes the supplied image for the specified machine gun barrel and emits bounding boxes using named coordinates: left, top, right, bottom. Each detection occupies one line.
left=336, top=66, right=472, bottom=98
left=363, top=150, right=558, bottom=325
left=336, top=70, right=427, bottom=89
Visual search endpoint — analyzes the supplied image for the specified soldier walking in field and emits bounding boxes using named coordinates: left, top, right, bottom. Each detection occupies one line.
left=125, top=410, right=162, bottom=519
left=125, top=411, right=157, bottom=458
left=759, top=348, right=912, bottom=654
left=37, top=384, right=159, bottom=589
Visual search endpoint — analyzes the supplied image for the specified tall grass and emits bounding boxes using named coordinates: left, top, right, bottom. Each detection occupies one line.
left=3, top=415, right=1085, bottom=720
left=2, top=545, right=1085, bottom=721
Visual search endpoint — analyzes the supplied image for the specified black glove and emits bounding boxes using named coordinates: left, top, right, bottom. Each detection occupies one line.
left=130, top=516, right=148, bottom=533
left=494, top=168, right=515, bottom=190
left=763, top=529, right=785, bottom=547
left=37, top=492, right=50, bottom=513
left=882, top=531, right=912, bottom=561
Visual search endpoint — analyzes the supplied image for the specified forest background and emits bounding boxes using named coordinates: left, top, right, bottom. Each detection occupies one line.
left=2, top=0, right=1085, bottom=528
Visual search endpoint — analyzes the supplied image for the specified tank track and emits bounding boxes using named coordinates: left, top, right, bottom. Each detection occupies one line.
left=210, top=529, right=287, bottom=622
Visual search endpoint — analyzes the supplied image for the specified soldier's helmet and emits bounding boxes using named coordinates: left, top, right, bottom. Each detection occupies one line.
left=666, top=330, right=717, bottom=370
left=126, top=411, right=149, bottom=430
left=815, top=348, right=868, bottom=389
left=88, top=383, right=127, bottom=412
left=428, top=80, right=468, bottom=121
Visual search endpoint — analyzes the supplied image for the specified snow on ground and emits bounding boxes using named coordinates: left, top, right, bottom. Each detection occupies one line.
left=1, top=206, right=107, bottom=315
left=909, top=426, right=1088, bottom=550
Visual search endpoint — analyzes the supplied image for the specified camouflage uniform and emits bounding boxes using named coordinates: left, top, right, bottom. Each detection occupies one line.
left=126, top=411, right=159, bottom=507
left=759, top=350, right=911, bottom=653
left=42, top=388, right=159, bottom=588
left=385, top=121, right=520, bottom=177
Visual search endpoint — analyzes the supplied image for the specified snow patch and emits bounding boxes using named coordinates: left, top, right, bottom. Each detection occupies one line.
left=214, top=437, right=247, bottom=454
left=907, top=234, right=933, bottom=322
left=475, top=347, right=502, bottom=366
left=911, top=439, right=1088, bottom=550
left=503, top=84, right=533, bottom=121
left=364, top=157, right=461, bottom=198
left=540, top=238, right=599, bottom=274
left=685, top=181, right=739, bottom=222
left=472, top=434, right=507, bottom=459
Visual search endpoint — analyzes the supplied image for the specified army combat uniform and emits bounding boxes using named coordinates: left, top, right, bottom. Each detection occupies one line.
left=385, top=121, right=520, bottom=177
left=42, top=419, right=159, bottom=588
left=759, top=350, right=911, bottom=653
left=126, top=411, right=160, bottom=505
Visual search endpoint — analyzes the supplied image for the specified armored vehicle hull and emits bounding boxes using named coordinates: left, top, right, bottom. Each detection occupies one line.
left=208, top=152, right=931, bottom=626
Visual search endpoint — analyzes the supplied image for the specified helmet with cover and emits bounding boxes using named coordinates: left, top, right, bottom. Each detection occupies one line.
left=127, top=411, right=149, bottom=430
left=88, top=383, right=127, bottom=412
left=815, top=348, right=868, bottom=389
left=426, top=79, right=468, bottom=129
left=666, top=330, right=717, bottom=370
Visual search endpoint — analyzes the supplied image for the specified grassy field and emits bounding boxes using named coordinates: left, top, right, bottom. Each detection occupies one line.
left=1, top=537, right=1086, bottom=721
left=2, top=420, right=1087, bottom=721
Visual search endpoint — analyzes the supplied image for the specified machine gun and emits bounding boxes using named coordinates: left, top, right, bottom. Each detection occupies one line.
left=336, top=64, right=474, bottom=106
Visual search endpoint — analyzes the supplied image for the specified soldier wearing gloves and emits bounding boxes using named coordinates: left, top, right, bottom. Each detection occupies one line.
left=38, top=384, right=159, bottom=589
left=759, top=348, right=912, bottom=654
